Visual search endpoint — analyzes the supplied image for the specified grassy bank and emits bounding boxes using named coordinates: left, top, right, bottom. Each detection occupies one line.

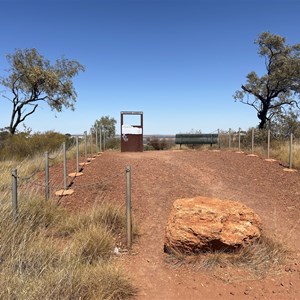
left=0, top=195, right=136, bottom=299
left=0, top=132, right=137, bottom=299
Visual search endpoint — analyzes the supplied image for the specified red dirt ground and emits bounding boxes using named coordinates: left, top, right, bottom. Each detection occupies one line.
left=53, top=150, right=299, bottom=299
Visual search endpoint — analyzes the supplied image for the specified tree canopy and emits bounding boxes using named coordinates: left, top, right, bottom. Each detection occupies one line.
left=271, top=109, right=300, bottom=138
left=234, top=32, right=300, bottom=129
left=1, top=48, right=85, bottom=134
left=94, top=116, right=117, bottom=138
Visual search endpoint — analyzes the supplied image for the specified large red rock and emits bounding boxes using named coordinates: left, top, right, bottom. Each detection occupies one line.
left=164, top=196, right=262, bottom=253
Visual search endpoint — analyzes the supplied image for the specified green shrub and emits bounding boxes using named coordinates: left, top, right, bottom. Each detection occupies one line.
left=143, top=144, right=155, bottom=151
left=241, top=128, right=268, bottom=150
left=147, top=137, right=172, bottom=150
left=0, top=131, right=71, bottom=160
left=106, top=138, right=121, bottom=150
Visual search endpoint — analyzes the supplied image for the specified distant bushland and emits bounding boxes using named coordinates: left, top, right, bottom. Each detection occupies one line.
left=0, top=130, right=74, bottom=161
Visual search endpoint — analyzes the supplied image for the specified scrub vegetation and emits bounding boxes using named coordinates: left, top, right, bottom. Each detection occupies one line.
left=0, top=195, right=136, bottom=300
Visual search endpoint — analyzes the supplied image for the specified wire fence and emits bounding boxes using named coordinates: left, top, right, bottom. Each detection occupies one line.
left=1, top=127, right=112, bottom=217
left=145, top=128, right=299, bottom=170
left=217, top=128, right=300, bottom=170
left=3, top=128, right=299, bottom=194
left=1, top=126, right=299, bottom=249
left=5, top=125, right=133, bottom=246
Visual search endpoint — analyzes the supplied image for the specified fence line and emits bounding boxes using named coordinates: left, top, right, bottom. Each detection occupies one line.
left=3, top=128, right=298, bottom=231
left=45, top=151, right=50, bottom=200
left=267, top=130, right=271, bottom=159
left=4, top=129, right=124, bottom=214
left=126, top=166, right=132, bottom=249
left=289, top=133, right=293, bottom=169
left=2, top=127, right=299, bottom=250
left=218, top=129, right=298, bottom=170
left=251, top=128, right=255, bottom=154
left=12, top=169, right=18, bottom=220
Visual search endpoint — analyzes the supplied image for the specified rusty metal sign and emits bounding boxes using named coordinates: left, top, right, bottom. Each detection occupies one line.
left=120, top=111, right=143, bottom=152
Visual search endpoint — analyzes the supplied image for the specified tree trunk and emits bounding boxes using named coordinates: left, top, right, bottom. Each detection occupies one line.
left=9, top=125, right=17, bottom=135
left=257, top=101, right=270, bottom=129
left=258, top=118, right=266, bottom=129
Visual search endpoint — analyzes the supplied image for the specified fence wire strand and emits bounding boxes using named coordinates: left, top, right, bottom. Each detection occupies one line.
left=15, top=153, right=123, bottom=194
left=48, top=144, right=64, bottom=160
left=3, top=128, right=300, bottom=222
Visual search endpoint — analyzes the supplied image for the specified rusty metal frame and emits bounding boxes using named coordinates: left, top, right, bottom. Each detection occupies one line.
left=120, top=111, right=143, bottom=152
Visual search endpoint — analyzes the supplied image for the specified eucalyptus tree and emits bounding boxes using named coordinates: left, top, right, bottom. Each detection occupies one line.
left=1, top=48, right=85, bottom=134
left=94, top=116, right=117, bottom=138
left=234, top=32, right=300, bottom=129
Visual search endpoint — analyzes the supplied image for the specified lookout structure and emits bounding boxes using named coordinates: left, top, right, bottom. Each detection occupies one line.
left=120, top=111, right=143, bottom=152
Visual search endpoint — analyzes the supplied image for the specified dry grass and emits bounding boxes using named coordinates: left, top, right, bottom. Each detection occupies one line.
left=243, top=141, right=300, bottom=169
left=271, top=141, right=300, bottom=168
left=166, top=235, right=289, bottom=279
left=71, top=225, right=114, bottom=263
left=217, top=133, right=300, bottom=169
left=228, top=236, right=288, bottom=271
left=17, top=197, right=66, bottom=230
left=0, top=193, right=136, bottom=299
left=0, top=258, right=136, bottom=300
left=57, top=202, right=126, bottom=234
left=0, top=140, right=85, bottom=193
left=57, top=202, right=139, bottom=245
left=0, top=135, right=136, bottom=299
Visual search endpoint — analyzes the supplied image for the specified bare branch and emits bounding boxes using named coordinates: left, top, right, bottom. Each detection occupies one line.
left=19, top=104, right=38, bottom=123
left=1, top=94, right=14, bottom=103
left=241, top=85, right=266, bottom=103
left=270, top=99, right=299, bottom=110
left=239, top=97, right=260, bottom=113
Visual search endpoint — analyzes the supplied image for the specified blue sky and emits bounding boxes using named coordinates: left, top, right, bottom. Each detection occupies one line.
left=0, top=0, right=299, bottom=135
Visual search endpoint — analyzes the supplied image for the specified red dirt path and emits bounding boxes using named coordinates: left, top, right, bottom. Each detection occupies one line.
left=58, top=150, right=299, bottom=300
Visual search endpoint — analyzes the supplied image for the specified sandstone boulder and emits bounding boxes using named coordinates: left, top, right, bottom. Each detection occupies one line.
left=164, top=196, right=262, bottom=253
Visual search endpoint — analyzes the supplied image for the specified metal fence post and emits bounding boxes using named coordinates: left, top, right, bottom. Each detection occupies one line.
left=12, top=169, right=18, bottom=220
left=63, top=142, right=67, bottom=190
left=84, top=131, right=87, bottom=162
left=103, top=129, right=106, bottom=151
left=90, top=129, right=93, bottom=158
left=76, top=136, right=79, bottom=173
left=99, top=127, right=102, bottom=152
left=238, top=128, right=241, bottom=152
left=289, top=133, right=293, bottom=169
left=45, top=152, right=49, bottom=200
left=126, top=166, right=132, bottom=249
left=95, top=128, right=98, bottom=153
left=267, top=129, right=271, bottom=159
left=251, top=128, right=255, bottom=154
left=228, top=128, right=231, bottom=149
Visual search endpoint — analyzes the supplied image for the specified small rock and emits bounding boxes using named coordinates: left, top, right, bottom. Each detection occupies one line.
left=244, top=287, right=252, bottom=295
left=285, top=267, right=291, bottom=272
